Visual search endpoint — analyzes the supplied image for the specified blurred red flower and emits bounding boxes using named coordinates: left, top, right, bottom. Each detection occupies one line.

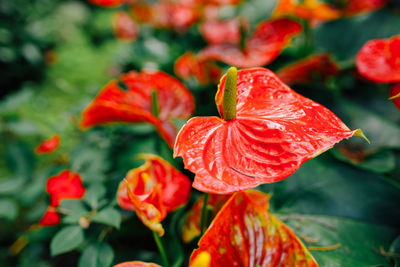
left=38, top=207, right=61, bottom=226
left=117, top=154, right=191, bottom=236
left=46, top=170, right=86, bottom=207
left=189, top=191, right=318, bottom=266
left=277, top=53, right=339, bottom=85
left=200, top=18, right=247, bottom=45
left=88, top=0, right=124, bottom=7
left=343, top=0, right=387, bottom=16
left=35, top=135, right=60, bottom=155
left=80, top=70, right=195, bottom=148
left=114, top=261, right=161, bottom=267
left=174, top=52, right=222, bottom=85
left=174, top=68, right=360, bottom=193
left=197, top=18, right=302, bottom=68
left=356, top=35, right=400, bottom=83
left=113, top=11, right=139, bottom=41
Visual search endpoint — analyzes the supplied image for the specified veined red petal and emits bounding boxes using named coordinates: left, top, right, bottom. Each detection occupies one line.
left=277, top=54, right=339, bottom=85
left=114, top=261, right=161, bottom=267
left=189, top=191, right=318, bottom=266
left=113, top=11, right=139, bottom=41
left=80, top=70, right=194, bottom=147
left=182, top=190, right=269, bottom=242
left=117, top=154, right=191, bottom=235
left=356, top=35, right=400, bottom=83
left=198, top=18, right=302, bottom=68
left=46, top=170, right=85, bottom=207
left=35, top=135, right=60, bottom=155
left=174, top=68, right=357, bottom=193
left=38, top=206, right=60, bottom=226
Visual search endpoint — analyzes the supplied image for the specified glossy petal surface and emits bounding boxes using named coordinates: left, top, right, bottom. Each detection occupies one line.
left=117, top=154, right=191, bottom=236
left=38, top=207, right=60, bottom=226
left=198, top=18, right=302, bottom=68
left=174, top=52, right=221, bottom=85
left=80, top=70, right=195, bottom=147
left=35, top=135, right=60, bottom=154
left=114, top=261, right=161, bottom=267
left=113, top=11, right=139, bottom=41
left=182, top=190, right=269, bottom=242
left=174, top=68, right=357, bottom=193
left=189, top=191, right=318, bottom=267
left=277, top=54, right=339, bottom=85
left=390, top=83, right=400, bottom=111
left=356, top=35, right=400, bottom=83
left=46, top=170, right=85, bottom=207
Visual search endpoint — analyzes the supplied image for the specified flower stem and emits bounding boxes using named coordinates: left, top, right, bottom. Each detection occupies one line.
left=200, top=193, right=209, bottom=236
left=152, top=89, right=159, bottom=118
left=153, top=231, right=170, bottom=267
left=222, top=67, right=237, bottom=121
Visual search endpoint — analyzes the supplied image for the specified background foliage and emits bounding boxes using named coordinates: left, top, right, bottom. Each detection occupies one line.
left=1, top=0, right=400, bottom=266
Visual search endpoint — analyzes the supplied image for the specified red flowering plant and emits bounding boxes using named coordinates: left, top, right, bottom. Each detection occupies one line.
left=35, top=134, right=61, bottom=155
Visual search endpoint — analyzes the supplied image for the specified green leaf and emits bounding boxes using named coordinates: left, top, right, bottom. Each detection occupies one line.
left=279, top=214, right=398, bottom=267
left=83, top=183, right=106, bottom=209
left=59, top=199, right=89, bottom=224
left=389, top=235, right=400, bottom=267
left=78, top=243, right=114, bottom=267
left=91, top=207, right=121, bottom=229
left=5, top=141, right=34, bottom=178
left=50, top=226, right=84, bottom=256
left=0, top=198, right=18, bottom=221
left=330, top=148, right=396, bottom=173
left=0, top=177, right=25, bottom=195
left=313, top=9, right=400, bottom=61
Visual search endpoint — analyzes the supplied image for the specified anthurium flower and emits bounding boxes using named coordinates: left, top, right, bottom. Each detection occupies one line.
left=46, top=170, right=85, bottom=207
left=277, top=53, right=339, bottom=85
left=189, top=191, right=319, bottom=266
left=113, top=11, right=139, bottom=41
left=356, top=35, right=400, bottom=83
left=199, top=18, right=247, bottom=45
left=273, top=0, right=340, bottom=22
left=197, top=18, right=302, bottom=68
left=88, top=0, right=124, bottom=7
left=390, top=83, right=400, bottom=110
left=38, top=206, right=61, bottom=226
left=114, top=261, right=161, bottom=267
left=80, top=70, right=195, bottom=148
left=182, top=190, right=269, bottom=242
left=343, top=0, right=387, bottom=16
left=174, top=52, right=222, bottom=85
left=174, top=67, right=365, bottom=194
left=117, top=154, right=191, bottom=236
left=35, top=135, right=60, bottom=155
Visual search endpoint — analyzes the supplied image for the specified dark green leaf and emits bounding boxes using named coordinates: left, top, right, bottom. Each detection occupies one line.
left=5, top=141, right=34, bottom=178
left=91, top=207, right=121, bottom=229
left=0, top=198, right=18, bottom=221
left=78, top=243, right=114, bottom=267
left=0, top=177, right=25, bottom=195
left=50, top=226, right=84, bottom=256
left=83, top=183, right=106, bottom=209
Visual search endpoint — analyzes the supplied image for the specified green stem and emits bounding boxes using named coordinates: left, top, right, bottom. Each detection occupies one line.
left=303, top=21, right=313, bottom=55
left=200, top=193, right=209, bottom=236
left=153, top=231, right=170, bottom=267
left=152, top=89, right=159, bottom=118
left=222, top=67, right=238, bottom=121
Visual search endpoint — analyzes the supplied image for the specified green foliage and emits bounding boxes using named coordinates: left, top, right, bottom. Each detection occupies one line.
left=50, top=226, right=85, bottom=256
left=78, top=243, right=114, bottom=267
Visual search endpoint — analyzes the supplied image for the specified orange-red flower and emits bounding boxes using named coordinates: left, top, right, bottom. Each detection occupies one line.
left=197, top=18, right=302, bottom=68
left=35, top=135, right=60, bottom=155
left=113, top=11, right=139, bottom=41
left=277, top=54, right=339, bottom=85
left=88, top=0, right=124, bottom=7
left=174, top=68, right=361, bottom=193
left=356, top=35, right=400, bottom=83
left=80, top=70, right=195, bottom=148
left=189, top=191, right=319, bottom=266
left=117, top=154, right=191, bottom=236
left=182, top=190, right=269, bottom=242
left=38, top=206, right=61, bottom=226
left=174, top=52, right=222, bottom=85
left=200, top=18, right=247, bottom=45
left=114, top=261, right=161, bottom=267
left=343, top=0, right=387, bottom=16
left=46, top=170, right=86, bottom=207
left=390, top=83, right=400, bottom=110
